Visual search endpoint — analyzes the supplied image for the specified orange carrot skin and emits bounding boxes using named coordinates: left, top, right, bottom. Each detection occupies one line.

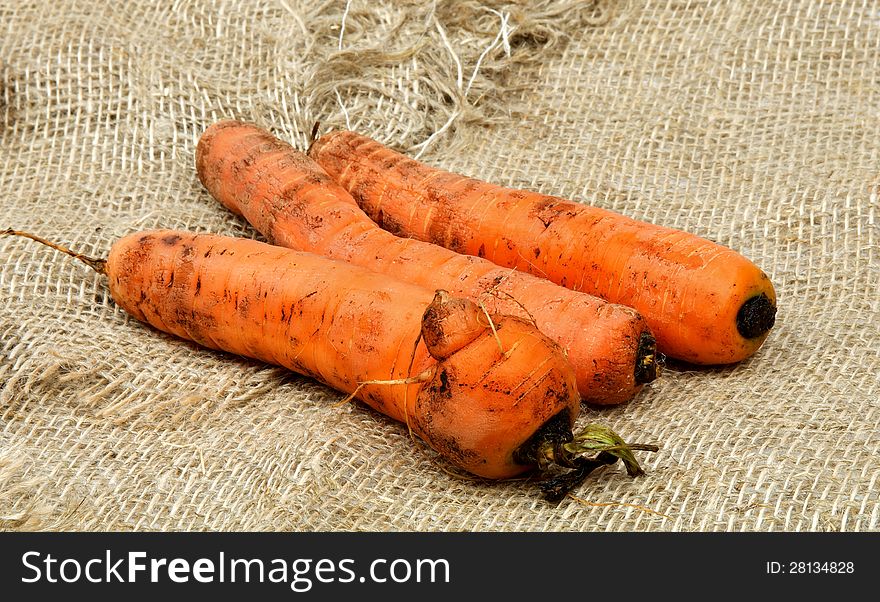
left=196, top=121, right=659, bottom=405
left=106, top=230, right=579, bottom=478
left=309, top=131, right=777, bottom=365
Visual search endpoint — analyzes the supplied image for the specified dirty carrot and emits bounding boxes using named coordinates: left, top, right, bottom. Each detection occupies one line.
left=308, top=131, right=777, bottom=365
left=195, top=120, right=661, bottom=405
left=2, top=229, right=658, bottom=497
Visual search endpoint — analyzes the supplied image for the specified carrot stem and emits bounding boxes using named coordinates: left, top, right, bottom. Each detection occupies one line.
left=534, top=423, right=660, bottom=501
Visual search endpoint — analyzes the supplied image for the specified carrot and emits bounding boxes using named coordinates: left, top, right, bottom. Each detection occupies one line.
left=2, top=229, right=657, bottom=498
left=308, top=131, right=778, bottom=365
left=195, top=120, right=661, bottom=406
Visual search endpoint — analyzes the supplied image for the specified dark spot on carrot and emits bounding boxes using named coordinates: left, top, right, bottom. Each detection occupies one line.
left=305, top=172, right=328, bottom=186
left=446, top=232, right=466, bottom=253
left=423, top=427, right=479, bottom=469
left=736, top=292, right=777, bottom=339
left=477, top=243, right=486, bottom=258
left=375, top=208, right=406, bottom=237
left=194, top=276, right=201, bottom=295
left=438, top=369, right=449, bottom=394
left=162, top=233, right=182, bottom=246
left=236, top=295, right=250, bottom=317
left=634, top=331, right=661, bottom=384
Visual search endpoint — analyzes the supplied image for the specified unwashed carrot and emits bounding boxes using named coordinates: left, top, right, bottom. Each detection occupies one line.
left=308, top=131, right=777, bottom=365
left=195, top=120, right=661, bottom=405
left=2, top=229, right=657, bottom=498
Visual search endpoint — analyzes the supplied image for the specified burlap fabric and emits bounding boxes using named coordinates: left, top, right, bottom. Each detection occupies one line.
left=1, top=0, right=878, bottom=532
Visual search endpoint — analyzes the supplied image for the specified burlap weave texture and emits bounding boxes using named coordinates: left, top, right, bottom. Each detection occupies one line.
left=1, top=0, right=878, bottom=531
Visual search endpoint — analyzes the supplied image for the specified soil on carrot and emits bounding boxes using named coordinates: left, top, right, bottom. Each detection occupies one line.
left=634, top=331, right=661, bottom=384
left=425, top=193, right=469, bottom=254
left=420, top=293, right=483, bottom=358
left=529, top=197, right=579, bottom=230
left=415, top=367, right=482, bottom=468
left=512, top=411, right=573, bottom=466
left=374, top=208, right=407, bottom=238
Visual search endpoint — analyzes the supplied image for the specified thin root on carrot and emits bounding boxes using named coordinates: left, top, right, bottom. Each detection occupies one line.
left=334, top=371, right=432, bottom=408
left=478, top=301, right=504, bottom=354
left=2, top=229, right=107, bottom=273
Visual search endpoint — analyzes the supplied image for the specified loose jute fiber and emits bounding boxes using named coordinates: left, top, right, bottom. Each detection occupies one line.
left=1, top=0, right=878, bottom=531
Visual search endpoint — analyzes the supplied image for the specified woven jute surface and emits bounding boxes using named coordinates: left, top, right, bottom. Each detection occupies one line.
left=1, top=0, right=878, bottom=531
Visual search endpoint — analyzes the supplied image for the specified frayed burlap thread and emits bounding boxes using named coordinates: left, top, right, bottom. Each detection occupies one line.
left=1, top=0, right=879, bottom=531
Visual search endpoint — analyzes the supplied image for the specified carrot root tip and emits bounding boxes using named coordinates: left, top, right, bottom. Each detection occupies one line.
left=736, top=292, right=777, bottom=339
left=2, top=229, right=107, bottom=274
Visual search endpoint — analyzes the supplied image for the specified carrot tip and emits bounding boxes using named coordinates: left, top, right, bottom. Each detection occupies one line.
left=736, top=292, right=777, bottom=339
left=2, top=229, right=107, bottom=275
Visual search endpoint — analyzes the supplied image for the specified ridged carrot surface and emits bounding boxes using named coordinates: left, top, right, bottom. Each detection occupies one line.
left=196, top=121, right=661, bottom=405
left=309, top=131, right=777, bottom=365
